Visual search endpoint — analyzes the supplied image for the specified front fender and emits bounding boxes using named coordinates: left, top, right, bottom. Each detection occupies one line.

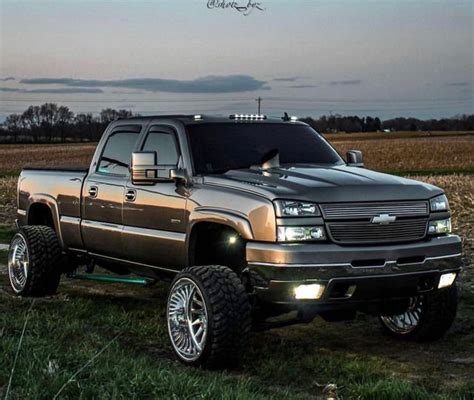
left=188, top=207, right=254, bottom=240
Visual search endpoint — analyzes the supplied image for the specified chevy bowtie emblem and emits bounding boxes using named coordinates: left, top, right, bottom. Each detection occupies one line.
left=371, top=214, right=397, bottom=224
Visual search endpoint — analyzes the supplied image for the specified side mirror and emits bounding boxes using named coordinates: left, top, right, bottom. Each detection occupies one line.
left=346, top=150, right=364, bottom=167
left=131, top=151, right=184, bottom=185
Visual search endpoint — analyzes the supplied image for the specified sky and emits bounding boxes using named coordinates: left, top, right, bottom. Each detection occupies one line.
left=0, top=0, right=473, bottom=121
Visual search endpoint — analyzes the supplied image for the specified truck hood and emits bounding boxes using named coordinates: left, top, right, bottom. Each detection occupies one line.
left=203, top=165, right=443, bottom=203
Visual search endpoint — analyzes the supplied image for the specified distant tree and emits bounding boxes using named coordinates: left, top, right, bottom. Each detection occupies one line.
left=4, top=114, right=22, bottom=142
left=21, top=106, right=42, bottom=142
left=57, top=106, right=74, bottom=142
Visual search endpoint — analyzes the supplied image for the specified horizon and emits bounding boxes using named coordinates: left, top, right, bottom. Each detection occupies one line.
left=1, top=0, right=473, bottom=120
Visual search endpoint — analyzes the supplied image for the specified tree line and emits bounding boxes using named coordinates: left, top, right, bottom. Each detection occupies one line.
left=300, top=114, right=474, bottom=133
left=1, top=103, right=136, bottom=143
left=1, top=103, right=473, bottom=143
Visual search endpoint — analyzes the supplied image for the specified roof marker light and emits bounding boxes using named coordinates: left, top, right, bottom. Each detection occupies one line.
left=229, top=114, right=267, bottom=120
left=290, top=116, right=298, bottom=122
left=194, top=115, right=203, bottom=120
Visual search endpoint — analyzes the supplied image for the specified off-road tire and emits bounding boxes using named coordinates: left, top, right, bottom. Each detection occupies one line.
left=8, top=225, right=62, bottom=296
left=379, top=284, right=458, bottom=341
left=167, top=265, right=251, bottom=368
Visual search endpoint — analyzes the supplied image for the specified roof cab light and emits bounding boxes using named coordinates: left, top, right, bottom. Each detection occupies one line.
left=290, top=116, right=298, bottom=122
left=229, top=114, right=267, bottom=120
left=430, top=194, right=449, bottom=212
left=193, top=114, right=203, bottom=121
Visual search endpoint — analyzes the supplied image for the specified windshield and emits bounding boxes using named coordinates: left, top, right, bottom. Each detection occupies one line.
left=187, top=123, right=344, bottom=174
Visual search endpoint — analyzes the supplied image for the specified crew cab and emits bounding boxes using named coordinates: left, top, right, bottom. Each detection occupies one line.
left=8, top=114, right=462, bottom=367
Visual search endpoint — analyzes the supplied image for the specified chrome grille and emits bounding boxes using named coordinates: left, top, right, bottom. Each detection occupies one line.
left=320, top=201, right=429, bottom=220
left=328, top=219, right=428, bottom=244
left=320, top=201, right=429, bottom=244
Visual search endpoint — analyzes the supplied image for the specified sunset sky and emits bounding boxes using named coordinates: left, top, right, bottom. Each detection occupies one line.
left=0, top=0, right=472, bottom=120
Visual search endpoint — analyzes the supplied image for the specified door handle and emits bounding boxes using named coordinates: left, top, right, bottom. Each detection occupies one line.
left=88, top=186, right=98, bottom=198
left=125, top=189, right=136, bottom=202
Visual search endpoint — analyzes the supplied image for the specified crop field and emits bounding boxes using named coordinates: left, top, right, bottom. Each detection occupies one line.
left=0, top=132, right=473, bottom=399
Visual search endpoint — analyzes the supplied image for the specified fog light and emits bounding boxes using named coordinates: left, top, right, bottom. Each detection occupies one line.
left=228, top=235, right=237, bottom=245
left=294, top=283, right=325, bottom=300
left=428, top=218, right=451, bottom=234
left=438, top=272, right=456, bottom=289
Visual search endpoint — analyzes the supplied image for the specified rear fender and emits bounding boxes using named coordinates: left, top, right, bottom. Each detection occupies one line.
left=26, top=194, right=64, bottom=248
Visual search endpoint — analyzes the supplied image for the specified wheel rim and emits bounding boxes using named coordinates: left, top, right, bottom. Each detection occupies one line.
left=8, top=235, right=30, bottom=293
left=380, top=296, right=423, bottom=334
left=167, top=277, right=208, bottom=362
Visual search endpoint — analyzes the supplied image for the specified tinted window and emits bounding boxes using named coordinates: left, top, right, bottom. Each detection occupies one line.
left=187, top=123, right=343, bottom=174
left=98, top=131, right=140, bottom=175
left=142, top=131, right=179, bottom=166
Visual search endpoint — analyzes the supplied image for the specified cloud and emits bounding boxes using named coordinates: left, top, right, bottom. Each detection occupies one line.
left=0, top=87, right=103, bottom=94
left=20, top=75, right=268, bottom=93
left=273, top=77, right=300, bottom=82
left=446, top=82, right=470, bottom=87
left=329, top=80, right=362, bottom=86
left=288, top=84, right=317, bottom=89
left=0, top=77, right=15, bottom=81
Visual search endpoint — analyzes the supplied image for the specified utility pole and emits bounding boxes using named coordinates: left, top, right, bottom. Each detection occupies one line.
left=256, top=97, right=262, bottom=114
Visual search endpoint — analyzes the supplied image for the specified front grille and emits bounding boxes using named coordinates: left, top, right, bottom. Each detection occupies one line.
left=320, top=201, right=429, bottom=244
left=328, top=219, right=428, bottom=244
left=320, top=201, right=429, bottom=220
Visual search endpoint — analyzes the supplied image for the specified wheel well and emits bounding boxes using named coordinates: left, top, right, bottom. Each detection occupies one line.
left=188, top=222, right=246, bottom=270
left=28, top=203, right=55, bottom=231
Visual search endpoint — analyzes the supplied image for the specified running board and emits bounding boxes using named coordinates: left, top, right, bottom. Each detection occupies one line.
left=68, top=273, right=156, bottom=286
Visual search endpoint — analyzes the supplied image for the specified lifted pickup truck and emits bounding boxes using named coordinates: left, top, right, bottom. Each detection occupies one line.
left=9, top=114, right=462, bottom=367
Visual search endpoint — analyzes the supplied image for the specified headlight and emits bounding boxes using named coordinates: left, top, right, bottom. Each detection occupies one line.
left=274, top=200, right=320, bottom=217
left=430, top=194, right=449, bottom=212
left=277, top=226, right=326, bottom=242
left=428, top=218, right=451, bottom=234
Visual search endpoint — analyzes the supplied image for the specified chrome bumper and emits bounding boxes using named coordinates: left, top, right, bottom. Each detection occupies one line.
left=246, top=235, right=463, bottom=305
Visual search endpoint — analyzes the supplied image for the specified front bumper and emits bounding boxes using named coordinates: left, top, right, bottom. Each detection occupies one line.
left=246, top=235, right=462, bottom=306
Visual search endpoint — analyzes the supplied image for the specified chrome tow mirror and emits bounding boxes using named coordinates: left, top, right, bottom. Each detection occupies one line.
left=346, top=150, right=364, bottom=167
left=131, top=151, right=182, bottom=185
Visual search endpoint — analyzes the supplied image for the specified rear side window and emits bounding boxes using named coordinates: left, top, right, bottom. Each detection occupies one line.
left=142, top=131, right=179, bottom=166
left=98, top=130, right=140, bottom=175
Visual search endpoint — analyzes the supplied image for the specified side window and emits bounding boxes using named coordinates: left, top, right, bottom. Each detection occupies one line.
left=98, top=131, right=140, bottom=175
left=142, top=131, right=179, bottom=166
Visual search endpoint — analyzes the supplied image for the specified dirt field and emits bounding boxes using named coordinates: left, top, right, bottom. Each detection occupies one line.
left=0, top=133, right=473, bottom=399
left=0, top=132, right=473, bottom=176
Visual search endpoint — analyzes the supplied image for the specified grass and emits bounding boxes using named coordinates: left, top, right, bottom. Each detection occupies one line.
left=1, top=279, right=473, bottom=400
left=0, top=250, right=7, bottom=264
left=0, top=226, right=15, bottom=244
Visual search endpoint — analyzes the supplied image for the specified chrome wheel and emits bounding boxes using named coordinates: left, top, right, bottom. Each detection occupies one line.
left=167, top=277, right=208, bottom=362
left=8, top=235, right=30, bottom=293
left=380, top=296, right=423, bottom=334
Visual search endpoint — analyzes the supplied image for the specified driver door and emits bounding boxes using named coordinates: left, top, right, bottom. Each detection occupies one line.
left=122, top=125, right=187, bottom=268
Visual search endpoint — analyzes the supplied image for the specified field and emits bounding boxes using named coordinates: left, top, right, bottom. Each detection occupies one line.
left=0, top=132, right=473, bottom=399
